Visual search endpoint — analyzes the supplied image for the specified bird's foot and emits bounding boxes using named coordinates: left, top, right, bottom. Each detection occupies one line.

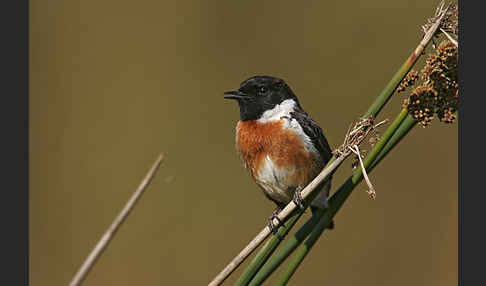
left=292, top=188, right=306, bottom=210
left=268, top=208, right=284, bottom=240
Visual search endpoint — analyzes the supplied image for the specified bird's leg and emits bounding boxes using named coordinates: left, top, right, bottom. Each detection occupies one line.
left=267, top=207, right=284, bottom=239
left=292, top=186, right=306, bottom=210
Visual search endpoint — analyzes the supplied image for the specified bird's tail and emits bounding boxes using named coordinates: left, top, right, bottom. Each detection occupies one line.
left=309, top=177, right=335, bottom=229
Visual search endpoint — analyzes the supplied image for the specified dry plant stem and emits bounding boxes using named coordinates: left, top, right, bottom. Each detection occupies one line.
left=68, top=153, right=165, bottom=286
left=207, top=154, right=348, bottom=286
left=348, top=145, right=376, bottom=199
left=440, top=28, right=458, bottom=47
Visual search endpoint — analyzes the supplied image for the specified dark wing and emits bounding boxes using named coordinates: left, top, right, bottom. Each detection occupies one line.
left=290, top=108, right=333, bottom=164
left=291, top=108, right=335, bottom=225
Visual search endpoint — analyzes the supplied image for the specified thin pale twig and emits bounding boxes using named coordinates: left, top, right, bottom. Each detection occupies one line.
left=348, top=145, right=376, bottom=199
left=374, top=119, right=389, bottom=129
left=68, top=153, right=165, bottom=286
left=440, top=28, right=458, bottom=47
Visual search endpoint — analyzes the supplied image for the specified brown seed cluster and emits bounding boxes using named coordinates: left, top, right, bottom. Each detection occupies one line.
left=403, top=85, right=437, bottom=126
left=397, top=70, right=419, bottom=93
left=403, top=39, right=458, bottom=127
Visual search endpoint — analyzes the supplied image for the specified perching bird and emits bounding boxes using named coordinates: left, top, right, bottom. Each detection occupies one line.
left=224, top=75, right=334, bottom=233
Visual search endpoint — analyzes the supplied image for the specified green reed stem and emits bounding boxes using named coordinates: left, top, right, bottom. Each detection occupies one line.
left=363, top=53, right=419, bottom=119
left=369, top=115, right=417, bottom=170
left=236, top=179, right=336, bottom=286
left=246, top=208, right=326, bottom=286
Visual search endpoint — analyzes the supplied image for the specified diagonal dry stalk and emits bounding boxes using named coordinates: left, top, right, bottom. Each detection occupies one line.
left=68, top=153, right=165, bottom=286
left=440, top=28, right=458, bottom=47
left=422, top=1, right=458, bottom=47
left=208, top=117, right=383, bottom=286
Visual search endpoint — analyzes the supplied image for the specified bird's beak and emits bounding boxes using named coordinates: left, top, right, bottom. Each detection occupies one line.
left=223, top=90, right=248, bottom=100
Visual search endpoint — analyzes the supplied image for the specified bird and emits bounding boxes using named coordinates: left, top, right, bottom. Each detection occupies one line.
left=224, top=75, right=334, bottom=234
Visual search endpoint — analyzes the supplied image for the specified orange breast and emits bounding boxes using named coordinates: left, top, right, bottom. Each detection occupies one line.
left=236, top=120, right=320, bottom=189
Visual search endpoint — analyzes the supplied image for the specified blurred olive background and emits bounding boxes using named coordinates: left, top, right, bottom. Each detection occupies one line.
left=30, top=0, right=457, bottom=285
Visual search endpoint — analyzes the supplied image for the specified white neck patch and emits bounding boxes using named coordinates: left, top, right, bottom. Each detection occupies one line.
left=257, top=99, right=296, bottom=123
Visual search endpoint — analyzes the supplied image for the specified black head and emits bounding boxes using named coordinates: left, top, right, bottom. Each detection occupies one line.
left=224, top=75, right=301, bottom=121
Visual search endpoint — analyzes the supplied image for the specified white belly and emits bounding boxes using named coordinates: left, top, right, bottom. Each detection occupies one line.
left=255, top=155, right=295, bottom=204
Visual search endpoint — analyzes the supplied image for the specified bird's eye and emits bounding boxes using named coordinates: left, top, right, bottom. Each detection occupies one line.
left=258, top=86, right=268, bottom=94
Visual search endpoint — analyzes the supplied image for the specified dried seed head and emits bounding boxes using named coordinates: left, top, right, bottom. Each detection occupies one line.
left=397, top=70, right=419, bottom=93
left=405, top=85, right=437, bottom=127
left=404, top=39, right=458, bottom=126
